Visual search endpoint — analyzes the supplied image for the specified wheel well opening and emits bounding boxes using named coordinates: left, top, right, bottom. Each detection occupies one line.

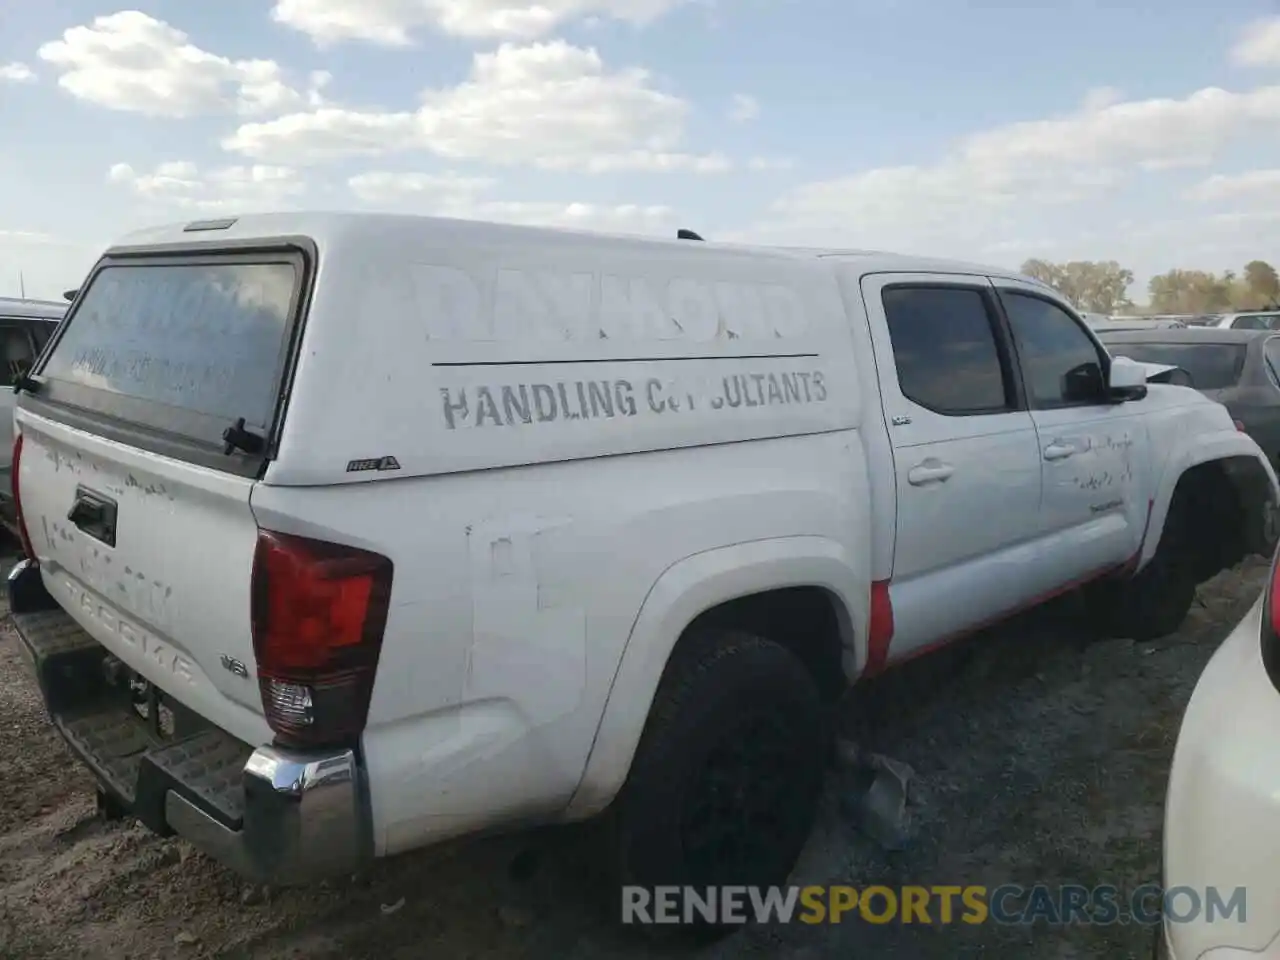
left=680, top=587, right=849, bottom=702
left=1168, top=457, right=1273, bottom=581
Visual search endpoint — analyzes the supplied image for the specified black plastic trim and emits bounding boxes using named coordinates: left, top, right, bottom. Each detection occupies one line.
left=7, top=558, right=57, bottom=615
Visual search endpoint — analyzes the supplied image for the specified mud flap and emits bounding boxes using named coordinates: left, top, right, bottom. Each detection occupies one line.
left=836, top=740, right=915, bottom=850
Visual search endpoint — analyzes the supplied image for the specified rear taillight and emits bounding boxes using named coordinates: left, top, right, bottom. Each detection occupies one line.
left=11, top=433, right=35, bottom=561
left=250, top=530, right=393, bottom=748
left=1234, top=420, right=1247, bottom=432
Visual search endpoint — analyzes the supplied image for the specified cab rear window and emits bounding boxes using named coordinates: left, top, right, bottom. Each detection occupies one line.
left=29, top=251, right=307, bottom=475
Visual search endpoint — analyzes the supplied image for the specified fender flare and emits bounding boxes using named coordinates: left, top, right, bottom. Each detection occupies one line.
left=561, top=535, right=866, bottom=820
left=1142, top=428, right=1279, bottom=568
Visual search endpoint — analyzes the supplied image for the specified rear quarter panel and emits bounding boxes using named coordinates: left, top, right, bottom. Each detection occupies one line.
left=251, top=431, right=870, bottom=854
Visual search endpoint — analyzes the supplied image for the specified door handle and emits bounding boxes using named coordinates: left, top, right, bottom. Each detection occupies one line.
left=67, top=486, right=117, bottom=548
left=1043, top=441, right=1075, bottom=461
left=908, top=460, right=954, bottom=485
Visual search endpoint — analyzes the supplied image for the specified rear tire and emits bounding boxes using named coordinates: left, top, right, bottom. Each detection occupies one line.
left=605, top=628, right=828, bottom=941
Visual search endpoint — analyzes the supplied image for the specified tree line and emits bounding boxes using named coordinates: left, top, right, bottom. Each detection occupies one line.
left=1020, top=258, right=1280, bottom=316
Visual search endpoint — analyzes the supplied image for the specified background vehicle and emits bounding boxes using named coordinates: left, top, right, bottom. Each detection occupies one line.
left=1085, top=314, right=1189, bottom=333
left=0, top=296, right=63, bottom=534
left=7, top=214, right=1278, bottom=937
left=1098, top=328, right=1280, bottom=471
left=1202, top=311, right=1280, bottom=330
left=1159, top=553, right=1280, bottom=959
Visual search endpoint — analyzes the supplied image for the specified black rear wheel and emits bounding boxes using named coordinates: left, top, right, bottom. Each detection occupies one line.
left=607, top=628, right=828, bottom=940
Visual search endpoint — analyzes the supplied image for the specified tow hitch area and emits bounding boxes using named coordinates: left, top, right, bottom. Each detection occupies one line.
left=106, top=657, right=184, bottom=741
left=10, top=601, right=253, bottom=838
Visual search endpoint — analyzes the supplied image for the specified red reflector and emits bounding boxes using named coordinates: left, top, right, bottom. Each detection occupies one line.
left=11, top=433, right=34, bottom=561
left=1235, top=420, right=1247, bottom=432
left=865, top=579, right=895, bottom=675
left=1271, top=573, right=1280, bottom=641
left=251, top=530, right=393, bottom=746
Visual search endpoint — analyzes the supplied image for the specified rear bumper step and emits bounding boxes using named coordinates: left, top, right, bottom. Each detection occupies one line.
left=8, top=559, right=372, bottom=885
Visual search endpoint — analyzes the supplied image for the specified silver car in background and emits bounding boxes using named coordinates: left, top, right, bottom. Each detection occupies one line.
left=0, top=297, right=64, bottom=532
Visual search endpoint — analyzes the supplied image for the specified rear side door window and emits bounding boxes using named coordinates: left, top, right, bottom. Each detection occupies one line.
left=1235, top=314, right=1280, bottom=330
left=29, top=320, right=54, bottom=355
left=998, top=292, right=1108, bottom=409
left=881, top=286, right=1013, bottom=415
left=0, top=323, right=37, bottom=388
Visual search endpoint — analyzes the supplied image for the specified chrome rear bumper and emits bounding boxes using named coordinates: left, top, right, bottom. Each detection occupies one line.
left=8, top=558, right=371, bottom=885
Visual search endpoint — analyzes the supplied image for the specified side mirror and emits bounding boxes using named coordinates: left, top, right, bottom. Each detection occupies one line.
left=1107, top=356, right=1148, bottom=402
left=1062, top=361, right=1108, bottom=403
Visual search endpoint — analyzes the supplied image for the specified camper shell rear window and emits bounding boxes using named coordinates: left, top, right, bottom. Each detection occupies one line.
left=22, top=245, right=312, bottom=478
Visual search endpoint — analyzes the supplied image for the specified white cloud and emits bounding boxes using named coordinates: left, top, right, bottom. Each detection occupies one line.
left=271, top=0, right=684, bottom=44
left=348, top=169, right=676, bottom=234
left=0, top=229, right=56, bottom=244
left=348, top=170, right=498, bottom=203
left=743, top=83, right=1280, bottom=254
left=224, top=40, right=728, bottom=172
left=1232, top=17, right=1280, bottom=67
left=1090, top=209, right=1280, bottom=292
left=728, top=93, right=759, bottom=123
left=108, top=161, right=306, bottom=211
left=0, top=62, right=35, bottom=83
left=1187, top=169, right=1280, bottom=204
left=37, top=11, right=323, bottom=118
left=747, top=156, right=794, bottom=171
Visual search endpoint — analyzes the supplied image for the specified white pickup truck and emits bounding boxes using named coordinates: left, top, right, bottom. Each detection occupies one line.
left=8, top=213, right=1278, bottom=930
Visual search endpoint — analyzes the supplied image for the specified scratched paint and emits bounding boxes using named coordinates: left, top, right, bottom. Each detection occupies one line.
left=41, top=510, right=175, bottom=632
left=57, top=573, right=193, bottom=687
left=1065, top=431, right=1137, bottom=491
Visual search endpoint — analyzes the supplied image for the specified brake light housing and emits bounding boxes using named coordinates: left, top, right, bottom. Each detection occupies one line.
left=11, top=433, right=35, bottom=561
left=250, top=530, right=393, bottom=748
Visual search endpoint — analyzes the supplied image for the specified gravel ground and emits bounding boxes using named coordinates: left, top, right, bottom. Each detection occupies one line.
left=0, top=547, right=1268, bottom=960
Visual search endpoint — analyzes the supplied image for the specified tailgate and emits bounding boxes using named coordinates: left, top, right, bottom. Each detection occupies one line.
left=12, top=249, right=310, bottom=746
left=18, top=412, right=268, bottom=743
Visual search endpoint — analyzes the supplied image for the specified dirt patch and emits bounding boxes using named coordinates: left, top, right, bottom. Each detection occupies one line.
left=0, top=550, right=1267, bottom=959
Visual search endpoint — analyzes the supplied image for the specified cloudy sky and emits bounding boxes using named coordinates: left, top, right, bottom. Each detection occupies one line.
left=1, top=1, right=1279, bottom=301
